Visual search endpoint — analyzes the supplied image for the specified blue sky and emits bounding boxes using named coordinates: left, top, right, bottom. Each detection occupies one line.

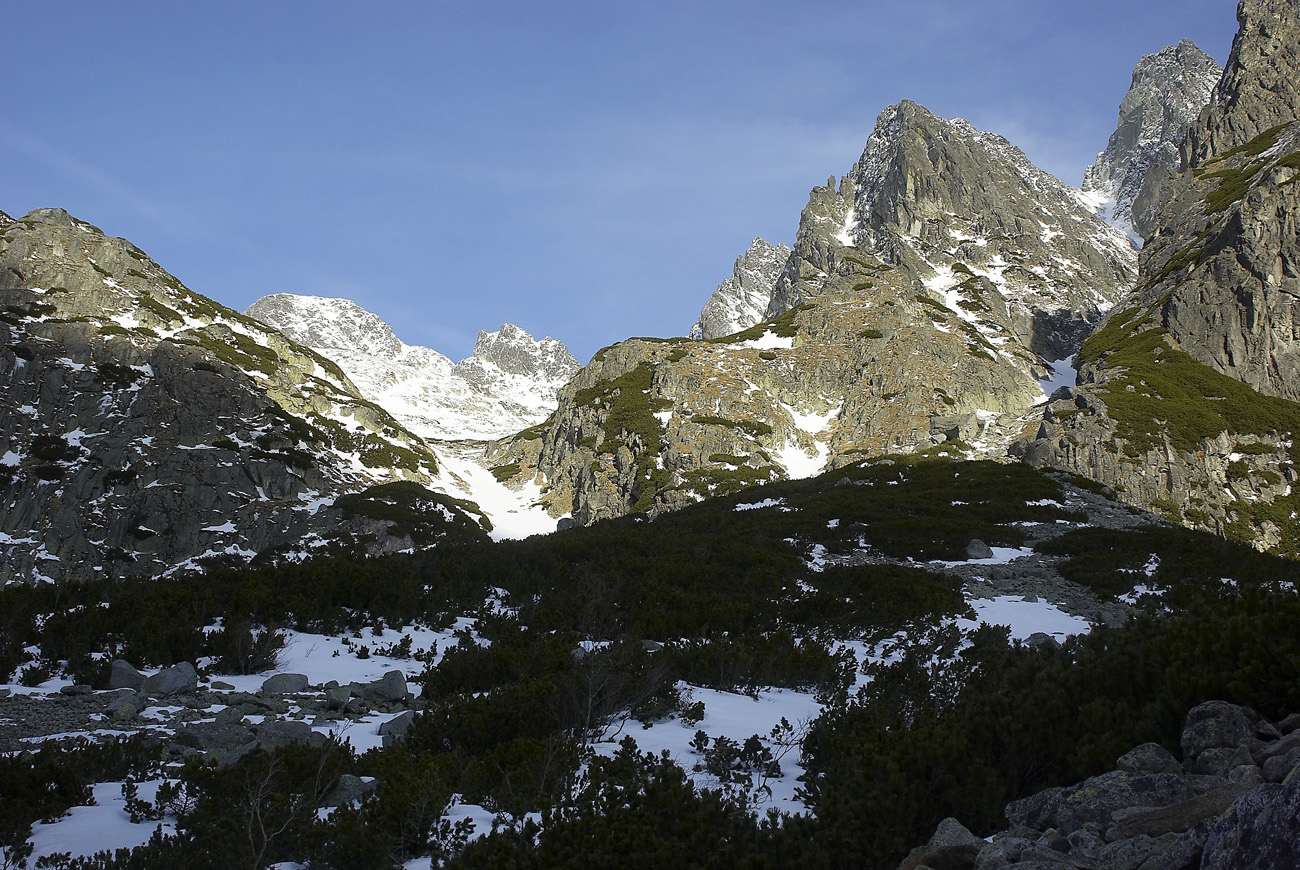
left=5, top=1, right=1237, bottom=363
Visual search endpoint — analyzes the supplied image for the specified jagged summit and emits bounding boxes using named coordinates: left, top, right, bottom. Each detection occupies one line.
left=688, top=238, right=791, bottom=340
left=768, top=99, right=1136, bottom=361
left=246, top=294, right=579, bottom=442
left=1185, top=0, right=1300, bottom=167
left=1019, top=0, right=1300, bottom=555
left=489, top=98, right=1142, bottom=526
left=1082, top=39, right=1221, bottom=242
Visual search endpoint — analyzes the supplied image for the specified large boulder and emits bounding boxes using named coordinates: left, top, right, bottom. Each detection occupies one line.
left=899, top=816, right=982, bottom=870
left=1116, top=743, right=1182, bottom=776
left=1006, top=771, right=1198, bottom=833
left=379, top=711, right=416, bottom=748
left=260, top=673, right=310, bottom=695
left=363, top=670, right=408, bottom=703
left=141, top=662, right=198, bottom=698
left=1201, top=782, right=1300, bottom=869
left=174, top=722, right=255, bottom=753
left=108, top=659, right=145, bottom=690
left=1181, top=701, right=1257, bottom=761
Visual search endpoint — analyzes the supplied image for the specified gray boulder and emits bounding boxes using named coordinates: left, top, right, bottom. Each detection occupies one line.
left=107, top=691, right=143, bottom=722
left=1116, top=743, right=1183, bottom=775
left=108, top=660, right=145, bottom=690
left=1105, top=782, right=1254, bottom=842
left=1006, top=771, right=1197, bottom=833
left=1181, top=700, right=1255, bottom=760
left=321, top=773, right=376, bottom=808
left=214, top=705, right=246, bottom=725
left=142, top=662, right=198, bottom=698
left=260, top=673, right=310, bottom=695
left=899, top=816, right=982, bottom=869
left=965, top=539, right=994, bottom=560
left=1262, top=748, right=1300, bottom=783
left=1201, top=781, right=1300, bottom=869
left=324, top=684, right=352, bottom=710
left=379, top=711, right=416, bottom=748
left=256, top=719, right=324, bottom=749
left=363, top=670, right=408, bottom=703
left=174, top=722, right=255, bottom=752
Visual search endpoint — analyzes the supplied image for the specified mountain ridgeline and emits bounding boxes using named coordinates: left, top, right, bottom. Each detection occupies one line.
left=487, top=97, right=1148, bottom=526
left=1019, top=0, right=1300, bottom=556
left=0, top=210, right=490, bottom=584
left=3, top=0, right=1299, bottom=570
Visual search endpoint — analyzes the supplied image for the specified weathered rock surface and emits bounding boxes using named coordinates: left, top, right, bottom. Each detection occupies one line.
left=261, top=672, right=310, bottom=695
left=109, top=659, right=145, bottom=690
left=0, top=208, right=489, bottom=582
left=142, top=662, right=198, bottom=698
left=688, top=238, right=791, bottom=340
left=1082, top=40, right=1222, bottom=242
left=1201, top=781, right=1300, bottom=868
left=906, top=700, right=1300, bottom=870
left=491, top=102, right=1135, bottom=525
left=1018, top=0, right=1300, bottom=556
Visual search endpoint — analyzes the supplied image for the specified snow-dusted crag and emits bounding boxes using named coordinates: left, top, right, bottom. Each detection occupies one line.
left=246, top=294, right=579, bottom=442
left=1082, top=39, right=1222, bottom=242
left=488, top=101, right=1139, bottom=525
left=688, top=238, right=791, bottom=340
left=1020, top=0, right=1300, bottom=555
left=770, top=100, right=1137, bottom=362
left=0, top=209, right=488, bottom=584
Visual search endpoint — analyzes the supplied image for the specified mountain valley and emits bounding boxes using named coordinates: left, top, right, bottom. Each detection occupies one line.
left=3, top=1, right=1300, bottom=867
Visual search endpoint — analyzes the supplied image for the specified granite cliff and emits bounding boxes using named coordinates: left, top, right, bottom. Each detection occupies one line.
left=0, top=209, right=488, bottom=583
left=489, top=103, right=1139, bottom=525
left=1019, top=0, right=1300, bottom=556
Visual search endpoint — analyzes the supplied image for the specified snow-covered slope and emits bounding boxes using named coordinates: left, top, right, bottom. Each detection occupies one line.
left=1082, top=39, right=1221, bottom=243
left=689, top=238, right=791, bottom=340
left=245, top=295, right=579, bottom=442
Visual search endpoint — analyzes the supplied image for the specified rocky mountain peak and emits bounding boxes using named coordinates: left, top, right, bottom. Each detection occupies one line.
left=1082, top=39, right=1221, bottom=241
left=1184, top=0, right=1300, bottom=168
left=247, top=294, right=578, bottom=442
left=0, top=209, right=478, bottom=583
left=246, top=294, right=406, bottom=363
left=767, top=99, right=1137, bottom=361
left=1017, top=0, right=1300, bottom=557
left=688, top=237, right=791, bottom=340
left=468, top=323, right=579, bottom=381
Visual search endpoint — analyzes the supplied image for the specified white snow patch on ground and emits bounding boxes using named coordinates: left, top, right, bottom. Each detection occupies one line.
left=201, top=521, right=237, bottom=533
left=433, top=450, right=558, bottom=541
left=653, top=410, right=673, bottom=425
left=735, top=498, right=787, bottom=512
left=594, top=685, right=822, bottom=813
left=204, top=623, right=462, bottom=695
left=775, top=438, right=828, bottom=480
left=736, top=331, right=794, bottom=350
left=784, top=403, right=839, bottom=434
left=933, top=547, right=1035, bottom=567
left=1035, top=358, right=1079, bottom=403
left=958, top=596, right=1091, bottom=641
left=28, top=781, right=175, bottom=863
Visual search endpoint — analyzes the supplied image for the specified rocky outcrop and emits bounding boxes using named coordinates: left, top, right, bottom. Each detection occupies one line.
left=1184, top=0, right=1300, bottom=165
left=494, top=101, right=1137, bottom=525
left=1017, top=0, right=1300, bottom=556
left=770, top=100, right=1136, bottom=361
left=0, top=209, right=487, bottom=583
left=688, top=238, right=791, bottom=340
left=246, top=295, right=579, bottom=442
left=1082, top=40, right=1221, bottom=242
left=900, top=700, right=1300, bottom=870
